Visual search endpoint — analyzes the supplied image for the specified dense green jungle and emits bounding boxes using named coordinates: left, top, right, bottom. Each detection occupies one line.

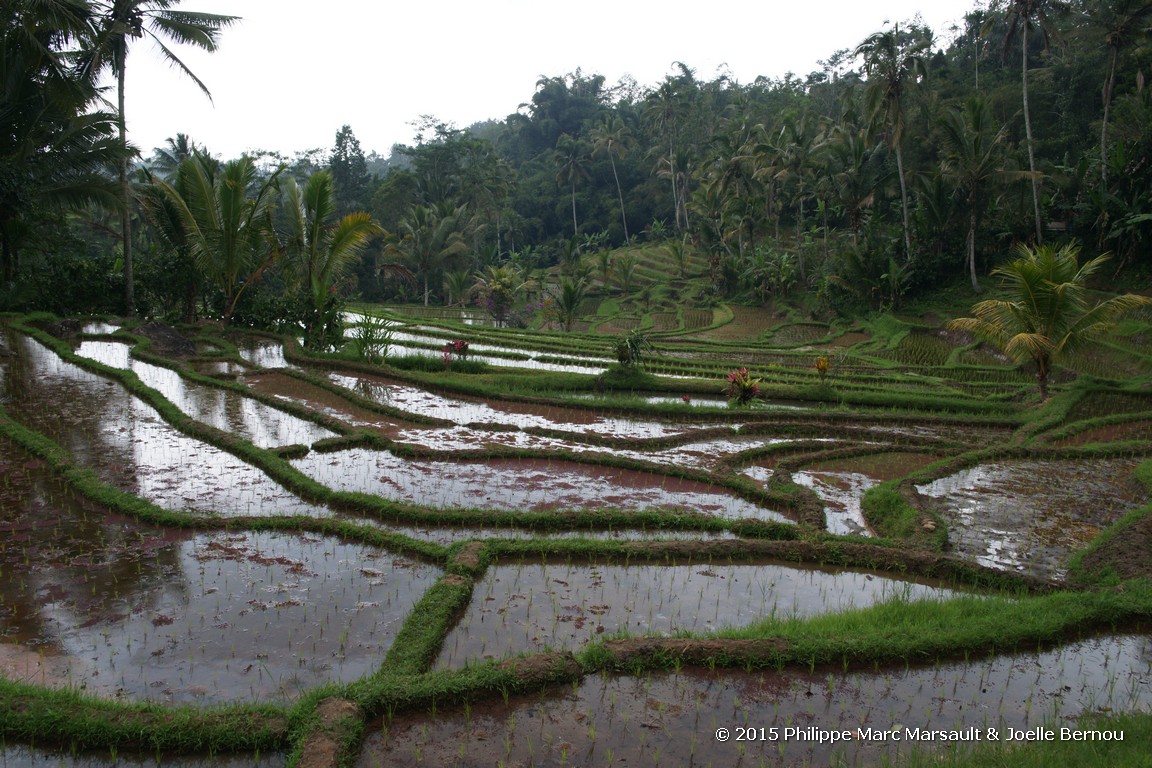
left=3, top=0, right=1152, bottom=766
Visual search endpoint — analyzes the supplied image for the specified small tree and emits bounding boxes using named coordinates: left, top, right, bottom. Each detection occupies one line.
left=612, top=329, right=653, bottom=368
left=948, top=243, right=1152, bottom=400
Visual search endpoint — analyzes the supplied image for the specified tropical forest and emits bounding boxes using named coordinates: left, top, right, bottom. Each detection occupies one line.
left=2, top=0, right=1152, bottom=766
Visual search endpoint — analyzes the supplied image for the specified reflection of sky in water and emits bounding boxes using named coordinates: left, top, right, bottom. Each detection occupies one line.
left=375, top=633, right=1152, bottom=768
left=11, top=338, right=332, bottom=519
left=437, top=561, right=961, bottom=667
left=791, top=470, right=874, bottom=536
left=917, top=459, right=1141, bottom=578
left=293, top=447, right=791, bottom=523
left=330, top=372, right=726, bottom=439
left=75, top=341, right=333, bottom=448
left=31, top=531, right=439, bottom=702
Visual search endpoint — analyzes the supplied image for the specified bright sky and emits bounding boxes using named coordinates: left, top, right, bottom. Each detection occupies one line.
left=119, top=0, right=983, bottom=162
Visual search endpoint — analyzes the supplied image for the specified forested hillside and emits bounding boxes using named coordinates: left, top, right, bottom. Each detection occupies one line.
left=4, top=0, right=1150, bottom=324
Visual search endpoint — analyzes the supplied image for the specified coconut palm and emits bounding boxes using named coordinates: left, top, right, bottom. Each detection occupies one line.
left=282, top=171, right=383, bottom=350
left=385, top=202, right=471, bottom=306
left=553, top=133, right=591, bottom=237
left=992, top=0, right=1070, bottom=243
left=1, top=0, right=128, bottom=283
left=590, top=115, right=633, bottom=241
left=546, top=276, right=588, bottom=332
left=154, top=154, right=283, bottom=323
left=855, top=24, right=929, bottom=258
left=82, top=0, right=238, bottom=315
left=939, top=97, right=1031, bottom=293
left=948, top=243, right=1152, bottom=400
left=1094, top=0, right=1152, bottom=188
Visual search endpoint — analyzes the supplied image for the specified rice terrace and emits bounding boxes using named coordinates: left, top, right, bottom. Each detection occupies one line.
left=6, top=0, right=1152, bottom=765
left=2, top=283, right=1152, bottom=766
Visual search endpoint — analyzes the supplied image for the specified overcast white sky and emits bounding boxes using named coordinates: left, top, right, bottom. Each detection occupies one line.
left=118, top=0, right=983, bottom=161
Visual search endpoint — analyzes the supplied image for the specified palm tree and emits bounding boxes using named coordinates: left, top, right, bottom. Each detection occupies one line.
left=590, top=115, right=633, bottom=241
left=553, top=134, right=590, bottom=238
left=939, top=97, right=1030, bottom=293
left=1094, top=0, right=1152, bottom=188
left=385, top=203, right=471, bottom=305
left=993, top=0, right=1070, bottom=243
left=282, top=171, right=383, bottom=350
left=855, top=24, right=929, bottom=258
left=82, top=0, right=238, bottom=316
left=547, top=276, right=588, bottom=332
left=1, top=1, right=129, bottom=284
left=824, top=118, right=885, bottom=247
left=154, top=154, right=283, bottom=323
left=948, top=243, right=1152, bottom=400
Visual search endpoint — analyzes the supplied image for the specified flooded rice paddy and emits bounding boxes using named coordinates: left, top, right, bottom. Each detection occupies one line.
left=2, top=318, right=1150, bottom=763
left=1, top=502, right=439, bottom=701
left=292, top=448, right=790, bottom=521
left=367, top=633, right=1152, bottom=768
left=436, top=561, right=962, bottom=668
left=917, top=458, right=1144, bottom=578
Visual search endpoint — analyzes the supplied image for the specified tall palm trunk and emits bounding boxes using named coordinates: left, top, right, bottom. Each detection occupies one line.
left=608, top=153, right=629, bottom=240
left=1101, top=46, right=1119, bottom=188
left=570, top=179, right=578, bottom=237
left=895, top=144, right=912, bottom=258
left=1021, top=31, right=1043, bottom=244
left=967, top=210, right=981, bottom=293
left=117, top=44, right=135, bottom=315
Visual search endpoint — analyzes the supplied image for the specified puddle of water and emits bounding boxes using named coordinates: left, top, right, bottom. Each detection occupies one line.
left=366, top=634, right=1152, bottom=768
left=74, top=341, right=335, bottom=449
left=3, top=336, right=333, bottom=519
left=0, top=746, right=283, bottom=767
left=291, top=448, right=791, bottom=523
left=436, top=562, right=961, bottom=668
left=2, top=529, right=439, bottom=703
left=917, top=458, right=1144, bottom=578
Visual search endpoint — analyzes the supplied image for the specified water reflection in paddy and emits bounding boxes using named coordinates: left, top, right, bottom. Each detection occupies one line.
left=329, top=372, right=725, bottom=439
left=74, top=341, right=334, bottom=449
left=3, top=336, right=332, bottom=518
left=2, top=529, right=439, bottom=703
left=437, top=561, right=962, bottom=668
left=369, top=634, right=1152, bottom=768
left=292, top=448, right=791, bottom=522
left=917, top=458, right=1144, bottom=578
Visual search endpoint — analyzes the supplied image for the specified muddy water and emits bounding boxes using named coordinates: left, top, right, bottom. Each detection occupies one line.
left=2, top=335, right=332, bottom=518
left=917, top=458, right=1145, bottom=578
left=292, top=448, right=791, bottom=522
left=2, top=525, right=439, bottom=702
left=787, top=453, right=946, bottom=537
left=0, top=747, right=283, bottom=767
left=436, top=562, right=961, bottom=668
left=74, top=341, right=335, bottom=448
left=365, top=634, right=1152, bottom=768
